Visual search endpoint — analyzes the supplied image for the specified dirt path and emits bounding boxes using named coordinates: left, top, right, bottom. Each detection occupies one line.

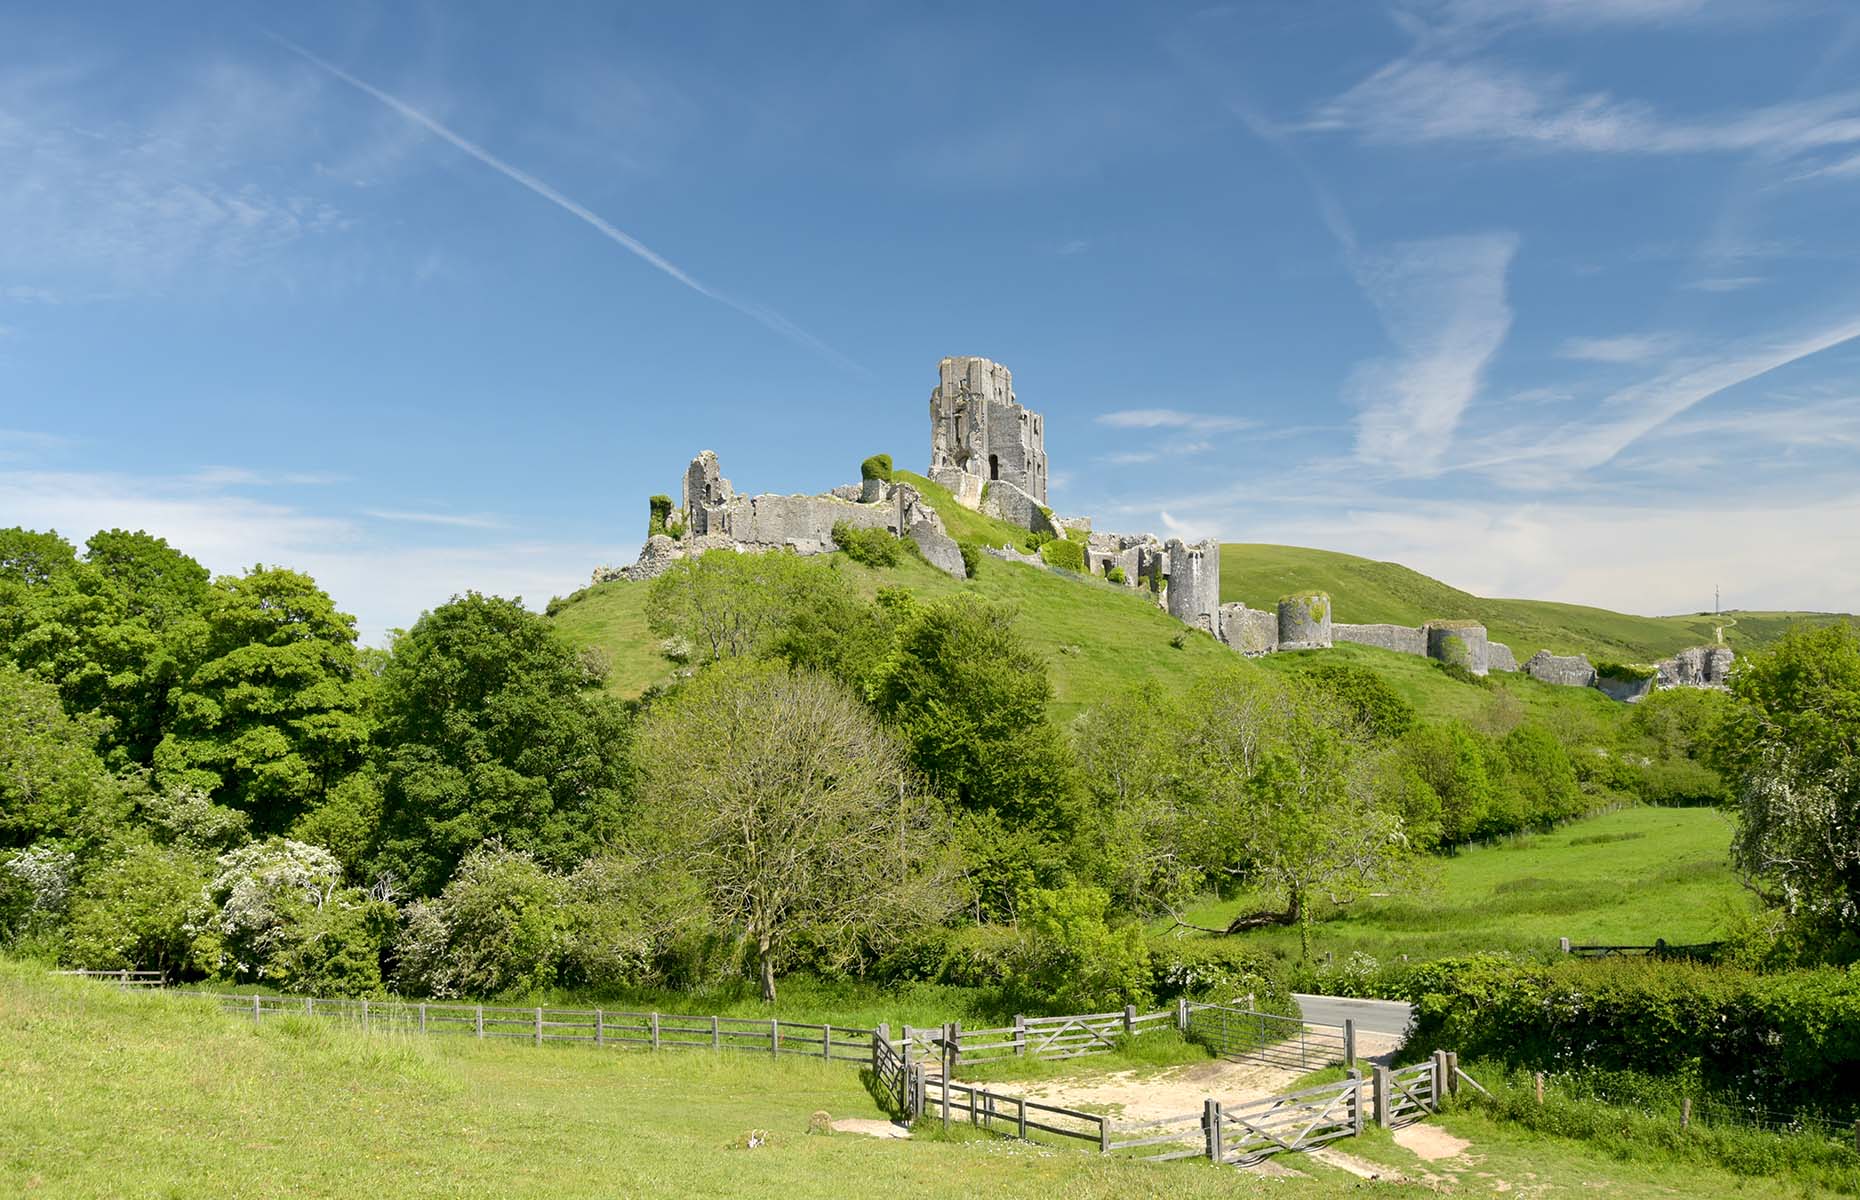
left=1002, top=1031, right=1403, bottom=1127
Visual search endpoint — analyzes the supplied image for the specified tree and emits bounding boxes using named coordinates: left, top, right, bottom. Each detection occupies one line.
left=369, top=593, right=633, bottom=894
left=645, top=549, right=840, bottom=664
left=0, top=663, right=125, bottom=848
left=632, top=660, right=953, bottom=1001
left=63, top=840, right=209, bottom=976
left=1718, top=625, right=1860, bottom=957
left=153, top=567, right=371, bottom=832
left=394, top=845, right=568, bottom=999
left=1070, top=685, right=1204, bottom=915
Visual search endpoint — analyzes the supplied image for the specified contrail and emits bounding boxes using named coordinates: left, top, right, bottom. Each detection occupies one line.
left=270, top=33, right=863, bottom=374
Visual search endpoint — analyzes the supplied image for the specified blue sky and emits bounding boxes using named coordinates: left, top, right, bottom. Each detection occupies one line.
left=3, top=0, right=1858, bottom=642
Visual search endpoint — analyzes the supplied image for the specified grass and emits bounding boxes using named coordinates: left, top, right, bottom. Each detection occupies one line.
left=1220, top=542, right=1855, bottom=662
left=6, top=964, right=1825, bottom=1199
left=1164, top=806, right=1750, bottom=963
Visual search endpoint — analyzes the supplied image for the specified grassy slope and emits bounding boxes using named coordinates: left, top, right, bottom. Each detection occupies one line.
left=3, top=966, right=1811, bottom=1200
left=1166, top=806, right=1748, bottom=961
left=1220, top=543, right=1854, bottom=662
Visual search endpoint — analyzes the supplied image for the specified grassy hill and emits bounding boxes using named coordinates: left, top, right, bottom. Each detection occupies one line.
left=1220, top=543, right=1852, bottom=662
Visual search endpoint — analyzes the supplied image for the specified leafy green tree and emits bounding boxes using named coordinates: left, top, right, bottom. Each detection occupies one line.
left=370, top=593, right=632, bottom=894
left=632, top=660, right=953, bottom=1001
left=0, top=663, right=125, bottom=848
left=153, top=567, right=370, bottom=832
left=1718, top=625, right=1860, bottom=957
left=83, top=529, right=211, bottom=632
left=645, top=549, right=840, bottom=664
left=1070, top=685, right=1204, bottom=915
left=1009, top=884, right=1151, bottom=1012
left=394, top=845, right=567, bottom=998
left=1398, top=721, right=1494, bottom=845
left=63, top=840, right=210, bottom=976
left=1301, top=662, right=1416, bottom=741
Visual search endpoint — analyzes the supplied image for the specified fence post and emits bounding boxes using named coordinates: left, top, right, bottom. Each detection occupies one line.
left=253, top=993, right=261, bottom=1025
left=1123, top=1004, right=1136, bottom=1036
left=1344, top=1018, right=1357, bottom=1068
left=596, top=1008, right=604, bottom=1047
left=712, top=1015, right=720, bottom=1050
left=1445, top=1051, right=1460, bottom=1098
left=949, top=1019, right=961, bottom=1072
left=651, top=1012, right=661, bottom=1052
left=1018, top=1095, right=1027, bottom=1140
left=1176, top=998, right=1189, bottom=1033
left=1431, top=1051, right=1448, bottom=1108
left=1014, top=1013, right=1026, bottom=1056
left=822, top=1025, right=832, bottom=1061
left=476, top=1005, right=484, bottom=1038
left=1349, top=1068, right=1365, bottom=1137
left=1099, top=1112, right=1110, bottom=1154
left=771, top=1018, right=780, bottom=1057
left=1559, top=936, right=1572, bottom=953
left=1682, top=1097, right=1692, bottom=1130
left=419, top=1002, right=427, bottom=1034
left=363, top=998, right=372, bottom=1033
left=1534, top=1072, right=1544, bottom=1105
left=535, top=1006, right=543, bottom=1046
left=1372, top=1065, right=1391, bottom=1128
left=308, top=996, right=314, bottom=1018
left=941, top=1029, right=953, bottom=1129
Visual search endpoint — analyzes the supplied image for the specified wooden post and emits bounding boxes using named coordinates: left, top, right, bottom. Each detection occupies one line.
left=1176, top=998, right=1189, bottom=1033
left=971, top=1085, right=979, bottom=1127
left=1372, top=1065, right=1391, bottom=1128
left=1204, top=1098, right=1220, bottom=1161
left=1682, top=1097, right=1692, bottom=1129
left=711, top=1015, right=721, bottom=1050
left=253, top=993, right=261, bottom=1025
left=1534, top=1071, right=1544, bottom=1105
left=362, top=998, right=370, bottom=1033
left=535, top=1006, right=543, bottom=1046
left=1431, top=1051, right=1448, bottom=1108
left=770, top=1018, right=780, bottom=1057
left=419, top=1003, right=427, bottom=1034
left=822, top=1025, right=832, bottom=1060
left=1349, top=1068, right=1365, bottom=1137
left=949, top=1019, right=961, bottom=1072
left=1123, top=1004, right=1136, bottom=1036
left=1017, top=1095, right=1027, bottom=1140
left=476, top=1005, right=484, bottom=1038
left=1446, top=1051, right=1460, bottom=1097
left=304, top=996, right=312, bottom=1016
left=1099, top=1113, right=1110, bottom=1154
left=595, top=1009, right=604, bottom=1047
left=1344, top=1019, right=1357, bottom=1068
left=1014, top=1013, right=1026, bottom=1056
left=1558, top=936, right=1572, bottom=953
left=941, top=1028, right=952, bottom=1129
left=650, top=1012, right=661, bottom=1051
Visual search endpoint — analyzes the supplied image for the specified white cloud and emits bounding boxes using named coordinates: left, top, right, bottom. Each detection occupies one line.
left=1558, top=332, right=1681, bottom=363
left=1307, top=57, right=1860, bottom=158
left=1349, top=232, right=1519, bottom=476
left=1095, top=409, right=1253, bottom=434
left=1684, top=276, right=1766, bottom=292
left=363, top=509, right=508, bottom=530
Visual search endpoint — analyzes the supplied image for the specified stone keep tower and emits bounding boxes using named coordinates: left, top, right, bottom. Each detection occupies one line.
left=928, top=356, right=1048, bottom=510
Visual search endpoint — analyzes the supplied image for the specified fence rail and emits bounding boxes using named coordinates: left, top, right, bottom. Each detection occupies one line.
left=54, top=969, right=164, bottom=988
left=1181, top=1000, right=1353, bottom=1070
left=910, top=1006, right=1176, bottom=1069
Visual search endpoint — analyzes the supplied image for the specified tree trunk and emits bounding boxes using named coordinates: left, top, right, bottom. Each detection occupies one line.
left=758, top=932, right=777, bottom=1003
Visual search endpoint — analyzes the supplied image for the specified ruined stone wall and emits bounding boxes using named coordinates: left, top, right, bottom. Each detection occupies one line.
left=927, top=356, right=1047, bottom=506
left=1165, top=539, right=1221, bottom=635
left=1596, top=674, right=1656, bottom=703
left=1488, top=642, right=1518, bottom=673
left=1524, top=651, right=1597, bottom=688
left=1425, top=622, right=1490, bottom=675
left=1656, top=646, right=1734, bottom=689
left=1277, top=592, right=1333, bottom=649
left=1331, top=623, right=1427, bottom=656
left=980, top=479, right=1060, bottom=537
left=1220, top=603, right=1278, bottom=654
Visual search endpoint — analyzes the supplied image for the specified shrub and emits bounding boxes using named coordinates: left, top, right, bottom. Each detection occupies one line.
left=1433, top=659, right=1494, bottom=689
left=63, top=841, right=209, bottom=977
left=859, top=454, right=893, bottom=483
left=831, top=520, right=902, bottom=568
left=1038, top=537, right=1086, bottom=573
left=1595, top=660, right=1658, bottom=683
left=957, top=542, right=981, bottom=579
left=1008, top=884, right=1151, bottom=1012
left=1147, top=938, right=1294, bottom=1013
left=1302, top=663, right=1416, bottom=741
left=1632, top=756, right=1730, bottom=806
left=647, top=494, right=674, bottom=538
left=394, top=846, right=567, bottom=999
left=1106, top=565, right=1126, bottom=585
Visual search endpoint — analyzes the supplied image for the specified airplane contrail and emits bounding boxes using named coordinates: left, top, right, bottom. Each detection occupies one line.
left=270, top=33, right=863, bottom=374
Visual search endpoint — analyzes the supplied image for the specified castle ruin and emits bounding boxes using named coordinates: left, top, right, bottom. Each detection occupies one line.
left=594, top=355, right=1728, bottom=702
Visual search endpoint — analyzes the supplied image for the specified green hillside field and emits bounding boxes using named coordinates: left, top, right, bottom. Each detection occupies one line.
left=2, top=962, right=1821, bottom=1200
left=1219, top=543, right=1854, bottom=662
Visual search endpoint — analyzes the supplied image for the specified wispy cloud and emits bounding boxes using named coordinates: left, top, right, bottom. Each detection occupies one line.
left=0, top=429, right=69, bottom=462
left=1056, top=239, right=1090, bottom=256
left=363, top=509, right=508, bottom=530
left=1558, top=332, right=1681, bottom=363
left=1095, top=409, right=1253, bottom=434
left=271, top=34, right=862, bottom=375
left=1349, top=232, right=1519, bottom=477
left=1306, top=57, right=1860, bottom=159
left=190, top=465, right=347, bottom=487
left=1684, top=275, right=1767, bottom=292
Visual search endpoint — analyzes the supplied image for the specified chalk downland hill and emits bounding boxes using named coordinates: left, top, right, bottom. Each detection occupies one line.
left=550, top=520, right=1853, bottom=724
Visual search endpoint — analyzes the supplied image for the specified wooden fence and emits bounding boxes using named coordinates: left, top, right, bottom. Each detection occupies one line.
left=1180, top=999, right=1354, bottom=1070
left=208, top=992, right=875, bottom=1064
left=1558, top=937, right=1722, bottom=961
left=898, top=1005, right=1177, bottom=1073
left=54, top=969, right=164, bottom=988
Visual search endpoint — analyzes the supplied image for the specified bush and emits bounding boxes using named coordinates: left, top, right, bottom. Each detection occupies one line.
left=394, top=846, right=566, bottom=999
left=860, top=454, right=893, bottom=483
left=1631, top=756, right=1730, bottom=806
left=1147, top=938, right=1294, bottom=1014
left=1106, top=566, right=1126, bottom=585
left=1038, top=537, right=1086, bottom=573
left=871, top=924, right=1019, bottom=990
left=1302, top=663, right=1416, bottom=741
left=831, top=520, right=902, bottom=568
left=1008, top=884, right=1151, bottom=1012
left=957, top=541, right=981, bottom=579
left=1595, top=660, right=1658, bottom=683
left=64, top=841, right=209, bottom=977
left=647, top=494, right=674, bottom=538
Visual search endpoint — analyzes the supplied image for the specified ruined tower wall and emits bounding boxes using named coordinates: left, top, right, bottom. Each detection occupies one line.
left=928, top=355, right=1048, bottom=506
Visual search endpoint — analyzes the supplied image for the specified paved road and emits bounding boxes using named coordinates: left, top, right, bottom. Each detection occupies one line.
left=1292, top=993, right=1413, bottom=1036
